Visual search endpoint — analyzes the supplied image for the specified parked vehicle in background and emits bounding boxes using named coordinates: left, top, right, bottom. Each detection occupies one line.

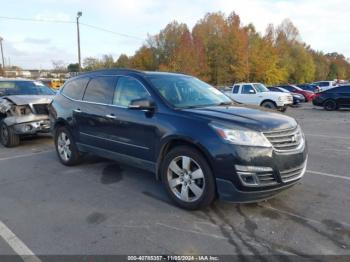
left=50, top=69, right=307, bottom=210
left=0, top=79, right=55, bottom=147
left=312, top=85, right=350, bottom=111
left=297, top=83, right=320, bottom=93
left=312, top=81, right=337, bottom=92
left=39, top=78, right=65, bottom=90
left=224, top=83, right=293, bottom=112
left=269, top=87, right=305, bottom=105
left=274, top=85, right=315, bottom=102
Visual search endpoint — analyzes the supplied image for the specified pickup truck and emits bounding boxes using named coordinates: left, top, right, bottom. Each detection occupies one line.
left=312, top=81, right=337, bottom=92
left=224, top=83, right=293, bottom=112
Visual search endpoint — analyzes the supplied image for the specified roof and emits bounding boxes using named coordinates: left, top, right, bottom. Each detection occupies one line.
left=69, top=68, right=190, bottom=81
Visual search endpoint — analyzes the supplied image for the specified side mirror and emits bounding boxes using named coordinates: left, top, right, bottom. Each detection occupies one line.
left=128, top=98, right=155, bottom=111
left=249, top=89, right=255, bottom=94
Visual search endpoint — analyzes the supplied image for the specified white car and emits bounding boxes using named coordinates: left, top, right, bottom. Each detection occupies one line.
left=312, top=81, right=337, bottom=92
left=225, top=83, right=293, bottom=112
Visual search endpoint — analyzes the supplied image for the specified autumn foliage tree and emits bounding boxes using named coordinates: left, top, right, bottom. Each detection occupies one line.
left=84, top=12, right=350, bottom=86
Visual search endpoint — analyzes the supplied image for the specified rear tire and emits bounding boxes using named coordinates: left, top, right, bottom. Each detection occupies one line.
left=261, top=101, right=277, bottom=110
left=0, top=121, right=20, bottom=147
left=55, top=126, right=82, bottom=166
left=161, top=146, right=216, bottom=210
left=324, top=100, right=337, bottom=111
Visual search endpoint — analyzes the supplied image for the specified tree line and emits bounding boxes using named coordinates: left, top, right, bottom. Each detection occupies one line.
left=77, top=12, right=350, bottom=86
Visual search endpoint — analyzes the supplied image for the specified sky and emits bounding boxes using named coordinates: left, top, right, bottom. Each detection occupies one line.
left=0, top=0, right=349, bottom=69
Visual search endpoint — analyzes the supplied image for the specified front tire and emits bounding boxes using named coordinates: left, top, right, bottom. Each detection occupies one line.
left=324, top=100, right=337, bottom=111
left=161, top=146, right=216, bottom=210
left=55, top=126, right=82, bottom=166
left=0, top=121, right=20, bottom=147
left=261, top=101, right=277, bottom=110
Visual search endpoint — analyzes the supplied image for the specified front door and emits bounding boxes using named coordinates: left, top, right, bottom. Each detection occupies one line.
left=238, top=84, right=257, bottom=105
left=104, top=76, right=157, bottom=163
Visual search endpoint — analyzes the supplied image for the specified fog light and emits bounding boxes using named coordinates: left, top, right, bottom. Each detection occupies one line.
left=235, top=165, right=273, bottom=172
left=235, top=165, right=273, bottom=187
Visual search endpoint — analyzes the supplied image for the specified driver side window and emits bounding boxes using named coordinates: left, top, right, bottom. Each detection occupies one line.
left=113, top=76, right=150, bottom=107
left=242, top=85, right=255, bottom=94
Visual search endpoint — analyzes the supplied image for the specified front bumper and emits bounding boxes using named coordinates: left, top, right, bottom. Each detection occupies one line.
left=209, top=135, right=308, bottom=202
left=216, top=177, right=300, bottom=203
left=13, top=120, right=51, bottom=135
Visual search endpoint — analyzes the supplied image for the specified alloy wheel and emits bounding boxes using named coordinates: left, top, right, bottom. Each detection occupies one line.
left=57, top=132, right=72, bottom=161
left=167, top=156, right=205, bottom=202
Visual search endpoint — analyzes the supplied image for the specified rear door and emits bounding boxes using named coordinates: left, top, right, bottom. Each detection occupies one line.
left=77, top=76, right=118, bottom=149
left=335, top=86, right=350, bottom=106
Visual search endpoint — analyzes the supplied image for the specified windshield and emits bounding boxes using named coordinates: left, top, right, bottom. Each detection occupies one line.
left=0, top=81, right=54, bottom=96
left=279, top=88, right=290, bottom=93
left=291, top=85, right=303, bottom=91
left=253, top=83, right=269, bottom=92
left=147, top=75, right=232, bottom=108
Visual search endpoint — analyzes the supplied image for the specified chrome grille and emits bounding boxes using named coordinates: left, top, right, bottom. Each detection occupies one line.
left=263, top=126, right=303, bottom=152
left=280, top=161, right=307, bottom=183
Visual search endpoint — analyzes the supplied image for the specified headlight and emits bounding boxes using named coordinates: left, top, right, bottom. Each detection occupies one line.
left=210, top=124, right=272, bottom=147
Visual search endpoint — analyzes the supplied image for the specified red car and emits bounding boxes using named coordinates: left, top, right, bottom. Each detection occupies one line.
left=275, top=85, right=316, bottom=102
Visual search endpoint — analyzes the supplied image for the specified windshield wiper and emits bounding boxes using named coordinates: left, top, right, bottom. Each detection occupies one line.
left=180, top=104, right=215, bottom=109
left=217, top=101, right=233, bottom=106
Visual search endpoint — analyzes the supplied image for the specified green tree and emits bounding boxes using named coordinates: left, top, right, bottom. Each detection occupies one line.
left=67, top=63, right=80, bottom=72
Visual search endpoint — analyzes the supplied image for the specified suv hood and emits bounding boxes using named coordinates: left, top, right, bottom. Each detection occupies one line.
left=183, top=105, right=297, bottom=132
left=3, top=95, right=54, bottom=105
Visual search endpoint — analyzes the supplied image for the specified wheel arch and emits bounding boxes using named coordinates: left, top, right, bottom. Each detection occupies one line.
left=155, top=137, right=215, bottom=181
left=260, top=99, right=277, bottom=107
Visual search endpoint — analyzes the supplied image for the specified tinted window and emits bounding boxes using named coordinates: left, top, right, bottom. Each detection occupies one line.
left=0, top=81, right=54, bottom=96
left=62, top=77, right=89, bottom=100
left=83, top=76, right=117, bottom=104
left=319, top=82, right=329, bottom=87
left=232, top=85, right=240, bottom=93
left=242, top=85, right=255, bottom=94
left=113, top=77, right=149, bottom=107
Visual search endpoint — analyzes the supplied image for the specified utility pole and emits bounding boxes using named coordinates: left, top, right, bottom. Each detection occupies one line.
left=76, top=11, right=82, bottom=72
left=0, top=36, right=5, bottom=73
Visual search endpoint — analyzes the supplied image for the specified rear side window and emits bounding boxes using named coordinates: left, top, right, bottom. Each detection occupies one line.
left=242, top=85, right=255, bottom=94
left=62, top=77, right=89, bottom=100
left=319, top=82, right=329, bottom=87
left=232, top=85, right=240, bottom=94
left=113, top=76, right=149, bottom=107
left=83, top=76, right=118, bottom=104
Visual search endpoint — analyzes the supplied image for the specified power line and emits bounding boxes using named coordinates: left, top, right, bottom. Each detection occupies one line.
left=0, top=15, right=144, bottom=40
left=80, top=22, right=144, bottom=41
left=0, top=15, right=73, bottom=24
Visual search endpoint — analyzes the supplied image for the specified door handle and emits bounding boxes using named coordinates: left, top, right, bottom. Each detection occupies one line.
left=105, top=114, right=117, bottom=119
left=73, top=108, right=82, bottom=113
